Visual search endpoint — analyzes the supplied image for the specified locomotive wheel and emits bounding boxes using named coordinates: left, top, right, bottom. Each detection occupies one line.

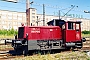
left=70, top=47, right=75, bottom=51
left=23, top=46, right=28, bottom=56
left=23, top=51, right=28, bottom=56
left=66, top=47, right=71, bottom=50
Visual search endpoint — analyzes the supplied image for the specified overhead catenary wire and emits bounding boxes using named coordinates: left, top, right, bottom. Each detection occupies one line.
left=0, top=0, right=85, bottom=16
left=0, top=0, right=84, bottom=13
left=33, top=2, right=82, bottom=11
left=32, top=2, right=84, bottom=15
left=0, top=5, right=25, bottom=11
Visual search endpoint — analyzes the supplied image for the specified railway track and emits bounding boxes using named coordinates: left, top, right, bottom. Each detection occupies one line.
left=0, top=52, right=24, bottom=60
left=82, top=38, right=90, bottom=51
left=0, top=38, right=90, bottom=60
left=0, top=52, right=15, bottom=60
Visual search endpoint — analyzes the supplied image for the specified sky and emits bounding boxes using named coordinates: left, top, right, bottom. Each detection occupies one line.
left=0, top=0, right=90, bottom=19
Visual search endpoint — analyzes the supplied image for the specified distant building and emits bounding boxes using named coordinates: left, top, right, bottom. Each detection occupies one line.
left=0, top=9, right=90, bottom=31
left=30, top=8, right=37, bottom=26
left=0, top=10, right=26, bottom=30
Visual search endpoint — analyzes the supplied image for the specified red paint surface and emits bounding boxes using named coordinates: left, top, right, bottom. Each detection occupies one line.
left=66, top=30, right=76, bottom=42
left=23, top=26, right=62, bottom=40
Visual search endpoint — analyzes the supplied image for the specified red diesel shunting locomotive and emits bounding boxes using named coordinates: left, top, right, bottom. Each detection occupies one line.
left=9, top=19, right=86, bottom=55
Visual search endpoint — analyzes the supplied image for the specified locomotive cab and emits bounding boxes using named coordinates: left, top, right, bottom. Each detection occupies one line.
left=47, top=19, right=85, bottom=48
left=65, top=21, right=81, bottom=43
left=64, top=21, right=82, bottom=48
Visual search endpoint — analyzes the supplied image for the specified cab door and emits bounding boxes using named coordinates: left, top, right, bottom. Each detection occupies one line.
left=65, top=22, right=76, bottom=42
left=75, top=23, right=81, bottom=41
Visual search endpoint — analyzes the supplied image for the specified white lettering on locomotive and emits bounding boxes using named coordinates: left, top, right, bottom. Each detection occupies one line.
left=31, top=28, right=40, bottom=33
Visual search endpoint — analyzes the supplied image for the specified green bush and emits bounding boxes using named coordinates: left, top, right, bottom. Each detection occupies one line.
left=0, top=28, right=18, bottom=36
left=82, top=30, right=90, bottom=34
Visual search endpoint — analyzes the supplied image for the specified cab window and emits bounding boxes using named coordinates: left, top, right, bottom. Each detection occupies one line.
left=68, top=22, right=73, bottom=29
left=76, top=23, right=79, bottom=30
left=68, top=22, right=75, bottom=30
